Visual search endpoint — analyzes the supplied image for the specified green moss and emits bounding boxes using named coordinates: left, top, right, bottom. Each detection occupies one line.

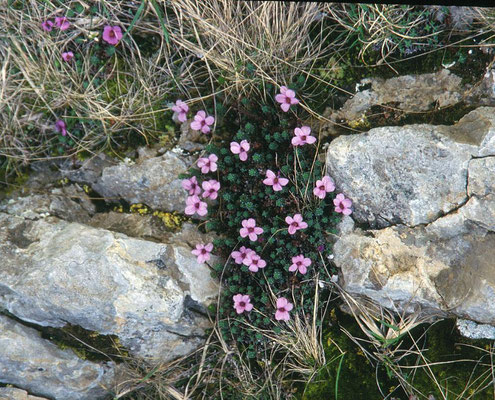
left=301, top=310, right=494, bottom=400
left=2, top=170, right=30, bottom=197
left=42, top=323, right=129, bottom=362
left=301, top=310, right=392, bottom=400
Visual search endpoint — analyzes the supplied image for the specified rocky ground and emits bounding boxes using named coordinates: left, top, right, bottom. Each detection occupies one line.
left=1, top=68, right=495, bottom=398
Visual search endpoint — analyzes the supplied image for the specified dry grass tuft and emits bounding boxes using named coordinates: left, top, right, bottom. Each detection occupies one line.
left=0, top=0, right=177, bottom=175
left=164, top=0, right=336, bottom=103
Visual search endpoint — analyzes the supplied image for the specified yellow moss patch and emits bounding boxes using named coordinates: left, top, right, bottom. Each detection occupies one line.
left=58, top=177, right=69, bottom=186
left=130, top=203, right=149, bottom=215
left=348, top=115, right=370, bottom=129
left=152, top=210, right=185, bottom=231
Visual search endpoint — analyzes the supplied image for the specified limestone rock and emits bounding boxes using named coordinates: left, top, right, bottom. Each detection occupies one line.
left=334, top=217, right=495, bottom=323
left=88, top=211, right=167, bottom=241
left=457, top=319, right=495, bottom=340
left=0, top=212, right=218, bottom=362
left=61, top=153, right=113, bottom=187
left=0, top=315, right=118, bottom=400
left=468, top=156, right=495, bottom=197
left=0, top=185, right=95, bottom=223
left=329, top=107, right=495, bottom=338
left=63, top=151, right=192, bottom=212
left=323, top=69, right=464, bottom=128
left=333, top=179, right=495, bottom=335
left=177, top=121, right=207, bottom=152
left=326, top=107, right=495, bottom=228
left=0, top=387, right=48, bottom=400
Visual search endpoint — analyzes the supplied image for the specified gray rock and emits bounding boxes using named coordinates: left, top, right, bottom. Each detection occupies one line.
left=320, top=70, right=495, bottom=139
left=0, top=212, right=218, bottom=362
left=457, top=319, right=495, bottom=340
left=177, top=121, right=207, bottom=152
left=62, top=153, right=114, bottom=186
left=468, top=156, right=495, bottom=197
left=88, top=211, right=168, bottom=241
left=334, top=213, right=495, bottom=326
left=321, top=69, right=464, bottom=134
left=5, top=161, right=64, bottom=199
left=326, top=107, right=495, bottom=228
left=0, top=387, right=48, bottom=400
left=330, top=107, right=495, bottom=338
left=0, top=185, right=96, bottom=223
left=64, top=151, right=193, bottom=212
left=0, top=315, right=118, bottom=400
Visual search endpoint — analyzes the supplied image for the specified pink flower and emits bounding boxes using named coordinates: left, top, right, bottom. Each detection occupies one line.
left=289, top=255, right=311, bottom=275
left=55, top=120, right=67, bottom=136
left=61, top=51, right=74, bottom=62
left=171, top=100, right=189, bottom=123
left=275, top=86, right=299, bottom=112
left=102, top=25, right=123, bottom=45
left=181, top=176, right=201, bottom=196
left=41, top=20, right=54, bottom=32
left=230, top=140, right=250, bottom=161
left=313, top=176, right=335, bottom=199
left=191, top=243, right=213, bottom=263
left=184, top=195, right=208, bottom=216
left=233, top=294, right=253, bottom=314
left=244, top=252, right=266, bottom=272
left=285, top=213, right=308, bottom=235
left=292, top=126, right=316, bottom=146
left=275, top=297, right=293, bottom=321
left=55, top=16, right=70, bottom=31
left=197, top=154, right=218, bottom=174
left=334, top=193, right=353, bottom=215
left=231, top=246, right=254, bottom=265
left=240, top=218, right=264, bottom=241
left=202, top=179, right=220, bottom=200
left=263, top=169, right=289, bottom=192
left=190, top=110, right=215, bottom=134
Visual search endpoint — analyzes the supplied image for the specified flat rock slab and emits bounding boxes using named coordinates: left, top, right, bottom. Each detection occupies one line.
left=0, top=315, right=118, bottom=400
left=326, top=107, right=495, bottom=228
left=339, top=69, right=464, bottom=121
left=0, top=211, right=218, bottom=363
left=320, top=68, right=495, bottom=137
left=0, top=185, right=96, bottom=223
left=63, top=150, right=192, bottom=212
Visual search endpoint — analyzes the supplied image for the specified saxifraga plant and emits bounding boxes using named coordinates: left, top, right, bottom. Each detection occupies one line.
left=181, top=83, right=350, bottom=358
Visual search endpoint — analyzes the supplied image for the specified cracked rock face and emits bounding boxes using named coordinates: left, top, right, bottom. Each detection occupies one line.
left=329, top=107, right=495, bottom=338
left=0, top=211, right=218, bottom=363
left=0, top=315, right=119, bottom=400
left=326, top=107, right=495, bottom=228
left=63, top=150, right=192, bottom=212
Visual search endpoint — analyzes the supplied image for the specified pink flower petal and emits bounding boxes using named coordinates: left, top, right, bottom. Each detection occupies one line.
left=191, top=121, right=202, bottom=130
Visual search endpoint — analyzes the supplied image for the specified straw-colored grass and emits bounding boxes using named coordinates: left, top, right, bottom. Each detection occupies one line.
left=0, top=0, right=177, bottom=175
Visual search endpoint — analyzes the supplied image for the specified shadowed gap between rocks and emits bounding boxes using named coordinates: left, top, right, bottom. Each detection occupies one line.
left=0, top=310, right=128, bottom=364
